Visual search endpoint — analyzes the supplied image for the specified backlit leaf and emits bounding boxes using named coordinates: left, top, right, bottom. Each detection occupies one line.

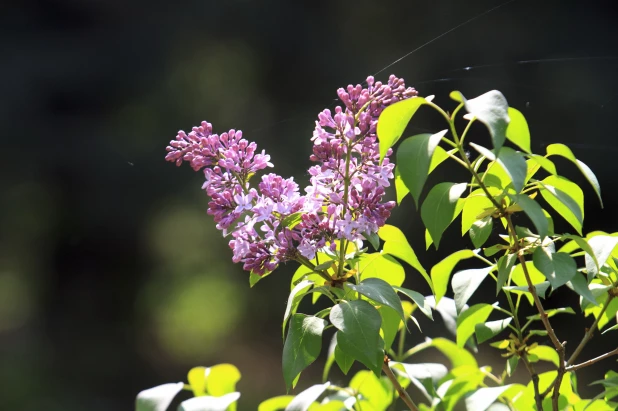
left=378, top=97, right=426, bottom=163
left=379, top=225, right=431, bottom=290
left=431, top=249, right=477, bottom=304
left=456, top=303, right=494, bottom=346
left=540, top=175, right=584, bottom=235
left=506, top=107, right=530, bottom=153
left=285, top=383, right=330, bottom=411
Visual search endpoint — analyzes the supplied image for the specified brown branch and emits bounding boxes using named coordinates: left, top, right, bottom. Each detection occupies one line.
left=566, top=347, right=618, bottom=372
left=520, top=354, right=544, bottom=410
left=382, top=356, right=419, bottom=411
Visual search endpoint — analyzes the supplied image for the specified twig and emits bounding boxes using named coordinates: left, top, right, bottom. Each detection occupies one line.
left=520, top=354, right=544, bottom=411
left=567, top=293, right=615, bottom=366
left=566, top=347, right=618, bottom=372
left=382, top=356, right=419, bottom=411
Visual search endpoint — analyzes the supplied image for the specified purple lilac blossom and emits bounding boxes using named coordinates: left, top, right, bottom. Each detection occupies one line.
left=165, top=75, right=417, bottom=275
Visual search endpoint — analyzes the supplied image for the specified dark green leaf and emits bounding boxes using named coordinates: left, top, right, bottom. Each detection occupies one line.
left=394, top=286, right=433, bottom=320
left=567, top=274, right=598, bottom=306
left=496, top=254, right=517, bottom=295
left=421, top=182, right=468, bottom=249
left=397, top=130, right=447, bottom=207
left=347, top=278, right=405, bottom=322
left=470, top=216, right=493, bottom=248
left=378, top=97, right=426, bottom=163
left=532, top=249, right=577, bottom=289
left=334, top=343, right=354, bottom=375
left=282, top=314, right=327, bottom=390
left=363, top=231, right=381, bottom=251
left=475, top=318, right=512, bottom=344
left=470, top=144, right=526, bottom=193
left=330, top=300, right=383, bottom=374
left=452, top=267, right=493, bottom=313
left=506, top=107, right=531, bottom=153
left=283, top=280, right=314, bottom=338
left=503, top=282, right=551, bottom=300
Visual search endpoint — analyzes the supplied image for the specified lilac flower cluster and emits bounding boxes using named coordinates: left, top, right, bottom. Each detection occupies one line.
left=165, top=75, right=417, bottom=276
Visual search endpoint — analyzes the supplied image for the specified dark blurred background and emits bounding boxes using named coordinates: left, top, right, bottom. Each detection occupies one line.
left=2, top=0, right=618, bottom=409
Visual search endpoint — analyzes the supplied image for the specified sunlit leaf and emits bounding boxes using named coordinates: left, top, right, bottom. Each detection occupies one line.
left=452, top=266, right=493, bottom=313
left=421, top=182, right=468, bottom=249
left=283, top=280, right=314, bottom=338
left=187, top=367, right=208, bottom=397
left=205, top=364, right=241, bottom=400
left=586, top=235, right=618, bottom=279
left=285, top=382, right=330, bottom=411
left=396, top=130, right=447, bottom=207
left=546, top=143, right=603, bottom=207
left=431, top=249, right=477, bottom=304
left=394, top=166, right=410, bottom=205
left=456, top=303, right=494, bottom=346
left=282, top=314, right=327, bottom=390
left=377, top=304, right=401, bottom=352
left=379, top=225, right=431, bottom=290
left=378, top=97, right=426, bottom=163
left=527, top=345, right=559, bottom=367
left=527, top=307, right=575, bottom=321
left=453, top=90, right=509, bottom=151
left=136, top=382, right=184, bottom=411
left=470, top=144, right=526, bottom=193
left=430, top=337, right=477, bottom=368
left=178, top=393, right=240, bottom=411
left=475, top=317, right=512, bottom=344
left=358, top=253, right=405, bottom=287
left=465, top=385, right=513, bottom=411
left=470, top=216, right=493, bottom=248
left=539, top=175, right=584, bottom=235
left=461, top=188, right=497, bottom=235
left=506, top=107, right=530, bottom=153
left=349, top=370, right=391, bottom=410
left=258, top=396, right=294, bottom=411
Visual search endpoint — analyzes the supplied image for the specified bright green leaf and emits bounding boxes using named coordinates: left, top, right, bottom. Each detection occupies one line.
left=527, top=307, right=575, bottom=321
left=532, top=248, right=577, bottom=289
left=503, top=282, right=550, bottom=302
left=187, top=367, right=208, bottom=397
left=475, top=317, right=512, bottom=344
left=452, top=267, right=493, bottom=313
left=349, top=370, right=391, bottom=410
left=540, top=175, right=584, bottom=235
left=258, top=396, right=294, bottom=411
left=397, top=130, right=447, bottom=207
left=528, top=345, right=559, bottom=367
left=347, top=278, right=405, bottom=322
left=421, top=182, right=468, bottom=249
left=546, top=143, right=603, bottom=207
left=430, top=337, right=477, bottom=368
left=281, top=212, right=303, bottom=230
left=431, top=249, right=477, bottom=304
left=456, top=303, right=494, bottom=346
left=430, top=146, right=454, bottom=173
left=205, top=364, right=241, bottom=398
left=461, top=188, right=497, bottom=235
left=330, top=300, right=383, bottom=375
left=358, top=253, right=405, bottom=287
left=282, top=314, right=327, bottom=390
left=506, top=107, right=530, bottom=152
left=394, top=166, right=410, bottom=205
left=377, top=304, right=401, bottom=352
left=378, top=97, right=426, bottom=163
left=379, top=225, right=431, bottom=290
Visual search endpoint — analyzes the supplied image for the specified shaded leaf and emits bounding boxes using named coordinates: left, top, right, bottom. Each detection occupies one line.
left=470, top=144, right=526, bottom=193
left=567, top=274, right=598, bottom=306
left=421, top=182, right=468, bottom=249
left=508, top=194, right=549, bottom=238
left=334, top=343, right=354, bottom=375
left=456, top=303, right=494, bottom=346
left=394, top=286, right=433, bottom=320
left=283, top=314, right=327, bottom=390
left=347, top=278, right=405, bottom=322
left=452, top=266, right=493, bottom=313
left=532, top=248, right=577, bottom=289
left=475, top=318, right=512, bottom=344
left=496, top=254, right=516, bottom=295
left=470, top=216, right=493, bottom=248
left=283, top=280, right=314, bottom=338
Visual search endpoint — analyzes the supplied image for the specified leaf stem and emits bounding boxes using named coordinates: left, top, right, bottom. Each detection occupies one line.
left=382, top=356, right=419, bottom=411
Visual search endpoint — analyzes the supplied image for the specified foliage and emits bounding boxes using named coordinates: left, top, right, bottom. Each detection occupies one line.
left=141, top=76, right=618, bottom=410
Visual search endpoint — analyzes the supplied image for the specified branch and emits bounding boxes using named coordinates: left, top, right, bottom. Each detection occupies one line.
left=567, top=293, right=615, bottom=366
left=566, top=347, right=618, bottom=372
left=382, top=357, right=419, bottom=411
left=520, top=354, right=544, bottom=410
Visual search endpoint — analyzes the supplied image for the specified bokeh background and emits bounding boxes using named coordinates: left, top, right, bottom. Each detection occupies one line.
left=2, top=0, right=618, bottom=409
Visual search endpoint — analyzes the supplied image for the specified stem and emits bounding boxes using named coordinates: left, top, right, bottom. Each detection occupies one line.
left=295, top=255, right=332, bottom=282
left=382, top=357, right=419, bottom=411
left=337, top=139, right=353, bottom=278
left=566, top=347, right=618, bottom=372
left=567, top=293, right=615, bottom=366
left=520, top=355, right=544, bottom=411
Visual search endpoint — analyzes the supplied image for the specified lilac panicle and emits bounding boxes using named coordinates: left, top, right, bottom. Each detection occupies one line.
left=165, top=74, right=417, bottom=275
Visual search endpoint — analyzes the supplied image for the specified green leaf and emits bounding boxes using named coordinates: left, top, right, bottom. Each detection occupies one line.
left=187, top=367, right=208, bottom=397
left=205, top=364, right=241, bottom=399
left=379, top=225, right=431, bottom=291
left=283, top=280, right=314, bottom=338
left=334, top=343, right=354, bottom=375
left=470, top=144, right=526, bottom=193
left=526, top=155, right=557, bottom=180
left=285, top=382, right=330, bottom=411
left=503, top=282, right=551, bottom=302
left=539, top=175, right=584, bottom=235
left=506, top=107, right=530, bottom=153
left=378, top=97, right=426, bottom=163
left=394, top=166, right=410, bottom=205
left=330, top=300, right=383, bottom=375
left=358, top=253, right=405, bottom=287
left=496, top=254, right=516, bottom=295
left=430, top=146, right=454, bottom=173
left=527, top=345, right=559, bottom=367
left=470, top=216, right=493, bottom=248
left=178, top=393, right=240, bottom=411
left=465, top=385, right=513, bottom=411
left=349, top=370, right=392, bottom=410
left=546, top=143, right=603, bottom=207
left=347, top=278, right=405, bottom=322
left=421, top=182, right=468, bottom=249
left=475, top=318, right=512, bottom=344
left=430, top=337, right=478, bottom=368
left=532, top=248, right=577, bottom=289
left=396, top=362, right=448, bottom=402
left=282, top=314, right=327, bottom=390
left=363, top=231, right=381, bottom=251
left=452, top=267, right=493, bottom=313
left=377, top=304, right=401, bottom=352
left=508, top=194, right=549, bottom=238
left=559, top=234, right=599, bottom=272
left=396, top=129, right=447, bottom=207
left=281, top=212, right=303, bottom=229
left=258, top=396, right=294, bottom=411
left=567, top=274, right=598, bottom=306
left=454, top=90, right=510, bottom=151
left=527, top=307, right=575, bottom=321
left=431, top=249, right=477, bottom=304
left=602, top=323, right=618, bottom=334
left=393, top=286, right=433, bottom=320
left=461, top=188, right=498, bottom=235
left=456, top=303, right=494, bottom=346
left=250, top=271, right=272, bottom=287
left=136, top=382, right=184, bottom=411
left=586, top=235, right=618, bottom=279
